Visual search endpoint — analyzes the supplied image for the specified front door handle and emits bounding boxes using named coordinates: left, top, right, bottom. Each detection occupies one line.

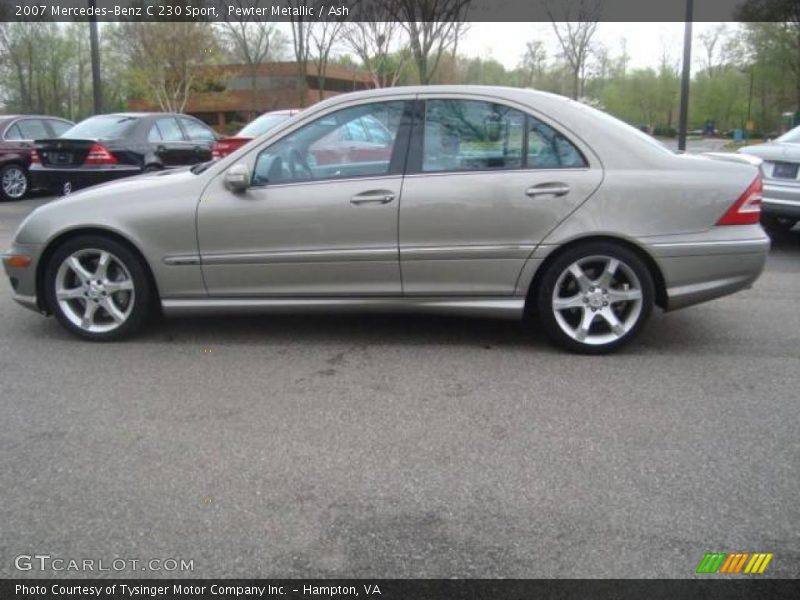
left=525, top=182, right=571, bottom=197
left=350, top=190, right=395, bottom=205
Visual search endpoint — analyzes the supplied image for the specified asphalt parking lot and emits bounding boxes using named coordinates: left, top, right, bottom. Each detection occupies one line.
left=1, top=195, right=798, bottom=579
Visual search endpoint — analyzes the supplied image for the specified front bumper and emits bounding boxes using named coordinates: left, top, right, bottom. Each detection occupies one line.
left=30, top=164, right=141, bottom=195
left=3, top=242, right=46, bottom=314
left=763, top=179, right=800, bottom=220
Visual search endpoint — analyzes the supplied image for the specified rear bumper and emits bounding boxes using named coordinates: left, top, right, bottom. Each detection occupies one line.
left=763, top=180, right=800, bottom=220
left=647, top=226, right=770, bottom=311
left=30, top=164, right=141, bottom=194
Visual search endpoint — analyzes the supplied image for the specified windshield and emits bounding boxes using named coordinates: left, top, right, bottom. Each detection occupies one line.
left=238, top=113, right=292, bottom=138
left=777, top=125, right=800, bottom=143
left=63, top=115, right=138, bottom=140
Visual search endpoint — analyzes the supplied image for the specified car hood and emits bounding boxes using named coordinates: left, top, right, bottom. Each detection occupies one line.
left=739, top=142, right=800, bottom=162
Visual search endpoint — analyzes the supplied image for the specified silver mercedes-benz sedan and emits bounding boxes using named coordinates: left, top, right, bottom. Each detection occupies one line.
left=2, top=86, right=769, bottom=353
left=739, top=125, right=800, bottom=230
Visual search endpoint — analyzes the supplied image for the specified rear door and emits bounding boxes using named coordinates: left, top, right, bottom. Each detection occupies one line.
left=149, top=117, right=193, bottom=166
left=178, top=117, right=216, bottom=163
left=399, top=95, right=603, bottom=295
left=2, top=119, right=47, bottom=164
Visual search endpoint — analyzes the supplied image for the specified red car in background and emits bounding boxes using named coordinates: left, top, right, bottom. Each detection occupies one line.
left=0, top=115, right=74, bottom=201
left=212, top=109, right=300, bottom=159
left=213, top=108, right=396, bottom=171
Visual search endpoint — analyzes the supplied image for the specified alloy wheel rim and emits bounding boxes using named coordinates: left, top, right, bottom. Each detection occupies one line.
left=55, top=249, right=135, bottom=333
left=2, top=166, right=27, bottom=198
left=551, top=255, right=643, bottom=346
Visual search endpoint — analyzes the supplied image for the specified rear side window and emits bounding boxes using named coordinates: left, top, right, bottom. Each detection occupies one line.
left=153, top=118, right=184, bottom=142
left=48, top=120, right=72, bottom=137
left=14, top=119, right=50, bottom=140
left=528, top=117, right=586, bottom=168
left=422, top=99, right=525, bottom=172
left=180, top=117, right=216, bottom=142
left=4, top=123, right=23, bottom=140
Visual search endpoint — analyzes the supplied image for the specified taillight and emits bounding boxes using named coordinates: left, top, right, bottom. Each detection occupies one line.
left=30, top=149, right=41, bottom=165
left=213, top=142, right=231, bottom=159
left=716, top=176, right=762, bottom=226
left=83, top=143, right=118, bottom=165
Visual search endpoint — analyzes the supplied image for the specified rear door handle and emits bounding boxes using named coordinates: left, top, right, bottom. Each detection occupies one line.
left=525, top=182, right=571, bottom=197
left=350, top=191, right=395, bottom=205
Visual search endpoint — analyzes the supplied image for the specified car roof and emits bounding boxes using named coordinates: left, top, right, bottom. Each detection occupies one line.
left=0, top=114, right=73, bottom=121
left=87, top=112, right=195, bottom=119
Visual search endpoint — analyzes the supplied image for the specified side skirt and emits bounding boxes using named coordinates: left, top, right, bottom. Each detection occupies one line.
left=161, top=296, right=526, bottom=320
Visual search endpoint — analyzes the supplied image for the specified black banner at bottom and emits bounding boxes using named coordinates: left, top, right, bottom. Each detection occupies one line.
left=3, top=579, right=800, bottom=600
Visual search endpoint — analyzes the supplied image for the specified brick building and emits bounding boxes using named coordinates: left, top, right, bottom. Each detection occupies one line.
left=129, top=62, right=372, bottom=131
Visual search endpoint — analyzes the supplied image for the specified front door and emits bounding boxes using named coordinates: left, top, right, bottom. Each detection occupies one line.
left=197, top=99, right=413, bottom=297
left=399, top=96, right=603, bottom=295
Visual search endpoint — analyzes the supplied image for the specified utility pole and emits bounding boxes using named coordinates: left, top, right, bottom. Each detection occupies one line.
left=88, top=0, right=102, bottom=114
left=677, top=0, right=693, bottom=152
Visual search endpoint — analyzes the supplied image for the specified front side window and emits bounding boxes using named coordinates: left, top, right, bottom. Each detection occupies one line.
left=422, top=99, right=525, bottom=172
left=252, top=101, right=405, bottom=186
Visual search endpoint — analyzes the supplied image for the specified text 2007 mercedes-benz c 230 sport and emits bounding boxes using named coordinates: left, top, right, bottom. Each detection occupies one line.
left=2, top=86, right=770, bottom=353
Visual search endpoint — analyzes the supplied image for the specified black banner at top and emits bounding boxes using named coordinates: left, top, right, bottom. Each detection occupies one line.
left=0, top=0, right=798, bottom=23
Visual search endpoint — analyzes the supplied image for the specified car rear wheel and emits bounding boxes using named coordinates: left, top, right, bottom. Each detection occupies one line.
left=762, top=215, right=798, bottom=232
left=535, top=243, right=655, bottom=354
left=0, top=163, right=30, bottom=201
left=44, top=236, right=153, bottom=341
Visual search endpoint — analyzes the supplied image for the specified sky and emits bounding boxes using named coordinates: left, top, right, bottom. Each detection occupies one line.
left=459, top=22, right=733, bottom=72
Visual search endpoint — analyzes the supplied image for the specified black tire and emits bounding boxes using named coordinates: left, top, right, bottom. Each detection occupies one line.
left=43, top=235, right=153, bottom=341
left=0, top=163, right=30, bottom=201
left=534, top=242, right=655, bottom=354
left=762, top=214, right=797, bottom=232
left=142, top=164, right=162, bottom=173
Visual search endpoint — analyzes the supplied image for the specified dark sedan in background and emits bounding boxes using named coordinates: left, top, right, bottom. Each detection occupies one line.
left=31, top=112, right=217, bottom=195
left=0, top=115, right=74, bottom=201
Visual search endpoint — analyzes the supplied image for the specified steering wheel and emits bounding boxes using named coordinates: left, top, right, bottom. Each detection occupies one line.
left=288, top=148, right=313, bottom=180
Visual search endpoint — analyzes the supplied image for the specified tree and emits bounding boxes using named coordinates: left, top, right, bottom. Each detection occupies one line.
left=309, top=20, right=346, bottom=102
left=343, top=18, right=409, bottom=88
left=113, top=22, right=219, bottom=113
left=390, top=0, right=472, bottom=84
left=216, top=1, right=286, bottom=115
left=519, top=41, right=547, bottom=88
left=545, top=0, right=601, bottom=99
left=286, top=0, right=313, bottom=106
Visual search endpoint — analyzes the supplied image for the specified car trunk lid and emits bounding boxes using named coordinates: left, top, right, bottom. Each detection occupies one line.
left=36, top=138, right=122, bottom=167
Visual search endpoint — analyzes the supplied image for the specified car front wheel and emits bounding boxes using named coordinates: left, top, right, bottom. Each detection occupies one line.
left=0, top=163, right=30, bottom=201
left=44, top=236, right=153, bottom=341
left=535, top=243, right=655, bottom=354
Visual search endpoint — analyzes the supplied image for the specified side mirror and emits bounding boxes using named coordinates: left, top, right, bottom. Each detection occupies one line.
left=224, top=163, right=251, bottom=192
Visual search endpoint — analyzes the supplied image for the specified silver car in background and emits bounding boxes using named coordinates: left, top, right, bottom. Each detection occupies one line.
left=740, top=126, right=800, bottom=230
left=3, top=86, right=770, bottom=353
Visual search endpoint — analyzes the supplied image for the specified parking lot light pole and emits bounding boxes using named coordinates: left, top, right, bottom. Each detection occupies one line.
left=678, top=0, right=694, bottom=152
left=89, top=0, right=103, bottom=114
